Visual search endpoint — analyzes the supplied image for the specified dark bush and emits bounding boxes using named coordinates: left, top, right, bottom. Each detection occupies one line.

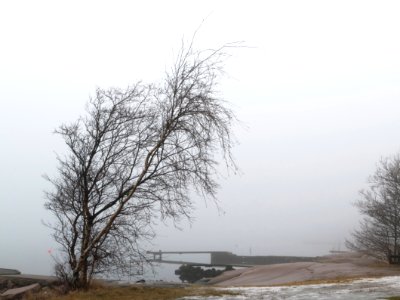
left=175, top=265, right=234, bottom=283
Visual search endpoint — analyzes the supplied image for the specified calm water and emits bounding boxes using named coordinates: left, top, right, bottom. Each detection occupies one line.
left=141, top=253, right=216, bottom=282
left=179, top=276, right=400, bottom=300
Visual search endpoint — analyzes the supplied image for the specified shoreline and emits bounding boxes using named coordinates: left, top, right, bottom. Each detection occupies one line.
left=208, top=252, right=400, bottom=287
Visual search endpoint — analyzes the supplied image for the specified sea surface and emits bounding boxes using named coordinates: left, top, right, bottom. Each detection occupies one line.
left=140, top=253, right=214, bottom=282
left=178, top=276, right=400, bottom=300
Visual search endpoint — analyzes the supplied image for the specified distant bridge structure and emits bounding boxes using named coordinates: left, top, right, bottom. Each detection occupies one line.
left=147, top=251, right=316, bottom=267
left=147, top=251, right=249, bottom=267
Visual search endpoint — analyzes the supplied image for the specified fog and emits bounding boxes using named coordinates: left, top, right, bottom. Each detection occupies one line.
left=1, top=0, right=400, bottom=276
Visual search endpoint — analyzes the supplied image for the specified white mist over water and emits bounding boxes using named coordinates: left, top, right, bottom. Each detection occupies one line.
left=104, top=253, right=219, bottom=282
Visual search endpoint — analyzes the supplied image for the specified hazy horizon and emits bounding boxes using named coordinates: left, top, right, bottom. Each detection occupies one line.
left=1, top=0, right=400, bottom=276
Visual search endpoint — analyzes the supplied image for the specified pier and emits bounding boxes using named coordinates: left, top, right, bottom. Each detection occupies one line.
left=147, top=250, right=316, bottom=267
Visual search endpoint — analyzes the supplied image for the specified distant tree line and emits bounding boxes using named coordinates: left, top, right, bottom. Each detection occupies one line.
left=175, top=264, right=234, bottom=283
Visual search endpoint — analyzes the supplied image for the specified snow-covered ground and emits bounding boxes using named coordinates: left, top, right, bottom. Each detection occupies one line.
left=180, top=276, right=400, bottom=300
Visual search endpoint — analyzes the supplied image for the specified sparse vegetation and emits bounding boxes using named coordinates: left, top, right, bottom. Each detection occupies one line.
left=23, top=285, right=239, bottom=300
left=273, top=275, right=381, bottom=287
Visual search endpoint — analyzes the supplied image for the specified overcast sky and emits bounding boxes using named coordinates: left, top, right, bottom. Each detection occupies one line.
left=1, top=0, right=400, bottom=275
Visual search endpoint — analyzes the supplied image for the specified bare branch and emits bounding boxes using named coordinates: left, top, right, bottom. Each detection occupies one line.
left=45, top=41, right=238, bottom=289
left=347, top=154, right=400, bottom=263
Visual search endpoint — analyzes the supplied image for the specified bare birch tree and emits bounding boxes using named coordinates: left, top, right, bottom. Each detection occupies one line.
left=45, top=43, right=237, bottom=289
left=347, top=154, right=400, bottom=263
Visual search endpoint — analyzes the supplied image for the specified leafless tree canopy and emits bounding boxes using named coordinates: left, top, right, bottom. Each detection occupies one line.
left=45, top=43, right=237, bottom=288
left=347, top=155, right=400, bottom=263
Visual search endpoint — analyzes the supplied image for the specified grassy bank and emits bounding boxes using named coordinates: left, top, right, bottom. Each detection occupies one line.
left=24, top=285, right=239, bottom=300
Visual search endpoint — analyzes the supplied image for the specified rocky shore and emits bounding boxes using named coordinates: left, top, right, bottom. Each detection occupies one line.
left=209, top=252, right=400, bottom=286
left=0, top=272, right=57, bottom=299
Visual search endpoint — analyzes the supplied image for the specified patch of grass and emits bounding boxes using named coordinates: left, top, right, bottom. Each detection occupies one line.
left=385, top=297, right=400, bottom=300
left=24, top=285, right=240, bottom=300
left=271, top=275, right=381, bottom=287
